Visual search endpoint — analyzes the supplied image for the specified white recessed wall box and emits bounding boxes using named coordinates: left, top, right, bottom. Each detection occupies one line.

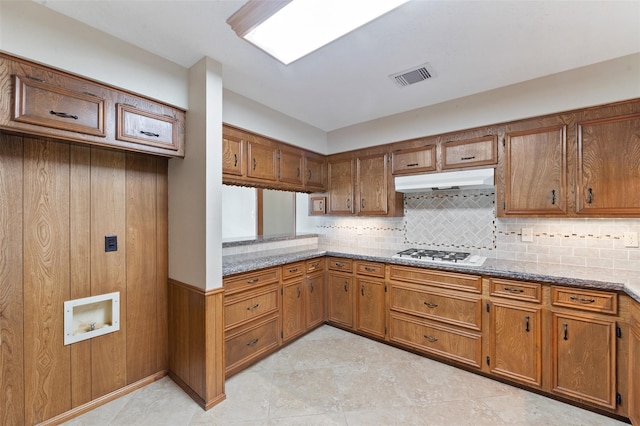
left=64, top=292, right=120, bottom=345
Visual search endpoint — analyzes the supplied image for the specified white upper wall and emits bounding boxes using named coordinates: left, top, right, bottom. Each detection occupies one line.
left=0, top=1, right=189, bottom=109
left=223, top=90, right=327, bottom=154
left=327, top=53, right=640, bottom=153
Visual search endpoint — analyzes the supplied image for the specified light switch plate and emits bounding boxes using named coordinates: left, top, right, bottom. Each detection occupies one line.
left=521, top=228, right=534, bottom=242
left=623, top=231, right=639, bottom=248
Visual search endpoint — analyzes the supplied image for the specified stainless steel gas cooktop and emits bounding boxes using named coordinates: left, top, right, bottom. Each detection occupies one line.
left=393, top=248, right=486, bottom=266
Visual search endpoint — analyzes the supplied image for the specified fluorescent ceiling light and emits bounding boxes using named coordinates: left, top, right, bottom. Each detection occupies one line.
left=228, top=0, right=410, bottom=65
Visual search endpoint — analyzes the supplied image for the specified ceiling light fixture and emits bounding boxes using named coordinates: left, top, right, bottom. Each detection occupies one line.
left=227, top=0, right=410, bottom=65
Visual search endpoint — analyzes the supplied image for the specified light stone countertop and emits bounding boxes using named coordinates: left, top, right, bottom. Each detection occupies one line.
left=222, top=245, right=640, bottom=303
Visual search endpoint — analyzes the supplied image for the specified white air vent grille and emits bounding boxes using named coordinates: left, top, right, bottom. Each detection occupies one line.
left=390, top=63, right=435, bottom=87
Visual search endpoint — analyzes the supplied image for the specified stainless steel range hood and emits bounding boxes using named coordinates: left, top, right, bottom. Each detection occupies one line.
left=394, top=168, right=495, bottom=193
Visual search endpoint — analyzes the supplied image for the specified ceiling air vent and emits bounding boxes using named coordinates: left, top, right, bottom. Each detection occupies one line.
left=390, top=63, right=435, bottom=88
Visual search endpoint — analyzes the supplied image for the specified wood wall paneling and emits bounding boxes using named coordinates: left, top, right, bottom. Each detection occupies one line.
left=23, top=137, right=72, bottom=424
left=69, top=144, right=92, bottom=407
left=0, top=133, right=25, bottom=425
left=156, top=159, right=169, bottom=373
left=90, top=148, right=127, bottom=399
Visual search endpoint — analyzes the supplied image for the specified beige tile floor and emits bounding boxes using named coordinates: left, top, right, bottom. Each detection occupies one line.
left=64, top=325, right=627, bottom=425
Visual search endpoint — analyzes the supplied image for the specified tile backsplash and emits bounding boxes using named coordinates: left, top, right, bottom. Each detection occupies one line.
left=311, top=190, right=640, bottom=271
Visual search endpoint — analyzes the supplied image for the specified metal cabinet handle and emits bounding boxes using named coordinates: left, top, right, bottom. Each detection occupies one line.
left=587, top=187, right=593, bottom=204
left=361, top=199, right=365, bottom=209
left=307, top=170, right=312, bottom=180
left=50, top=110, right=78, bottom=120
left=296, top=167, right=300, bottom=178
left=346, top=198, right=351, bottom=209
left=344, top=281, right=348, bottom=292
left=140, top=130, right=160, bottom=137
left=361, top=284, right=365, bottom=296
left=234, top=154, right=238, bottom=167
left=247, top=303, right=259, bottom=311
left=461, top=156, right=476, bottom=161
left=246, top=338, right=259, bottom=346
left=570, top=295, right=595, bottom=303
left=563, top=323, right=568, bottom=340
left=551, top=189, right=556, bottom=205
left=297, top=286, right=301, bottom=298
left=247, top=278, right=259, bottom=284
left=525, top=315, right=530, bottom=332
left=424, top=335, right=438, bottom=342
left=423, top=301, right=438, bottom=308
left=253, top=158, right=257, bottom=170
left=319, top=201, right=323, bottom=210
left=503, top=287, right=524, bottom=293
left=310, top=282, right=314, bottom=293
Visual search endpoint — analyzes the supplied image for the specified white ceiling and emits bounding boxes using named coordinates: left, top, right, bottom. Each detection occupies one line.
left=38, top=0, right=640, bottom=132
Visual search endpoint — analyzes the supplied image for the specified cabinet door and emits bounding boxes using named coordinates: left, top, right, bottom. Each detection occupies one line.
left=282, top=280, right=305, bottom=342
left=247, top=139, right=278, bottom=182
left=222, top=135, right=244, bottom=176
left=357, top=153, right=388, bottom=215
left=279, top=147, right=303, bottom=186
left=442, top=135, right=497, bottom=170
left=327, top=158, right=354, bottom=214
left=503, top=125, right=567, bottom=215
left=305, top=153, right=326, bottom=190
left=489, top=301, right=542, bottom=387
left=551, top=312, right=616, bottom=409
left=391, top=145, right=436, bottom=175
left=306, top=272, right=325, bottom=329
left=630, top=303, right=640, bottom=425
left=327, top=273, right=354, bottom=329
left=356, top=278, right=386, bottom=339
left=577, top=113, right=640, bottom=215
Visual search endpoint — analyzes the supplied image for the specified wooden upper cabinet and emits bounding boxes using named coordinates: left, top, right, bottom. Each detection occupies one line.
left=222, top=134, right=244, bottom=176
left=13, top=75, right=106, bottom=137
left=247, top=138, right=278, bottom=182
left=304, top=152, right=326, bottom=190
left=503, top=125, right=567, bottom=216
left=116, top=103, right=179, bottom=151
left=327, top=157, right=355, bottom=214
left=357, top=153, right=388, bottom=215
left=279, top=147, right=303, bottom=185
left=576, top=113, right=640, bottom=215
left=443, top=135, right=497, bottom=170
left=391, top=145, right=436, bottom=175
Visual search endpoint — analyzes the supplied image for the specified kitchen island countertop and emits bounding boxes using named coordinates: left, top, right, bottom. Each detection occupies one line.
left=222, top=245, right=640, bottom=303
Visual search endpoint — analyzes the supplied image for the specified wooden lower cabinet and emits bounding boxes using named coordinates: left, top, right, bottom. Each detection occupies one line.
left=306, top=271, right=326, bottom=329
left=389, top=312, right=482, bottom=369
left=489, top=301, right=542, bottom=387
left=551, top=312, right=617, bottom=409
left=282, top=279, right=305, bottom=342
left=356, top=278, right=386, bottom=339
left=225, top=315, right=280, bottom=376
left=327, top=272, right=354, bottom=329
left=630, top=300, right=640, bottom=425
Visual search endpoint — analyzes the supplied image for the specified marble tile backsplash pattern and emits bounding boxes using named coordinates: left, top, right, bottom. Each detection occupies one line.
left=314, top=189, right=640, bottom=271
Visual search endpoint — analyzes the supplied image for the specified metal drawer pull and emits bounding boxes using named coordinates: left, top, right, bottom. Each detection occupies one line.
left=570, top=296, right=595, bottom=303
left=50, top=110, right=78, bottom=120
left=335, top=262, right=345, bottom=268
left=246, top=278, right=259, bottom=284
left=289, top=268, right=299, bottom=273
left=461, top=156, right=476, bottom=161
left=525, top=315, right=530, bottom=332
left=407, top=163, right=419, bottom=167
left=246, top=338, right=259, bottom=346
left=423, top=301, right=438, bottom=308
left=140, top=130, right=160, bottom=137
left=246, top=303, right=260, bottom=311
left=424, top=335, right=438, bottom=342
left=310, top=262, right=319, bottom=269
left=504, top=287, right=524, bottom=293
left=563, top=323, right=568, bottom=340
left=364, top=267, right=376, bottom=272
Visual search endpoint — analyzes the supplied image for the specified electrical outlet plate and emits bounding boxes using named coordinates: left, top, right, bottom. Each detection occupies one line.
left=623, top=231, right=639, bottom=248
left=521, top=228, right=534, bottom=242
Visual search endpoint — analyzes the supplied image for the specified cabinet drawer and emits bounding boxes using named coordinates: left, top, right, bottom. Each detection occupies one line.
left=390, top=284, right=482, bottom=330
left=490, top=278, right=542, bottom=303
left=551, top=286, right=617, bottom=314
left=442, top=135, right=497, bottom=170
left=225, top=315, right=279, bottom=374
left=282, top=262, right=305, bottom=280
left=306, top=258, right=325, bottom=274
left=356, top=261, right=385, bottom=278
left=224, top=286, right=279, bottom=329
left=391, top=145, right=436, bottom=175
left=116, top=103, right=178, bottom=151
left=13, top=75, right=105, bottom=137
left=224, top=267, right=281, bottom=294
left=389, top=265, right=481, bottom=293
left=389, top=312, right=482, bottom=369
left=328, top=257, right=353, bottom=273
